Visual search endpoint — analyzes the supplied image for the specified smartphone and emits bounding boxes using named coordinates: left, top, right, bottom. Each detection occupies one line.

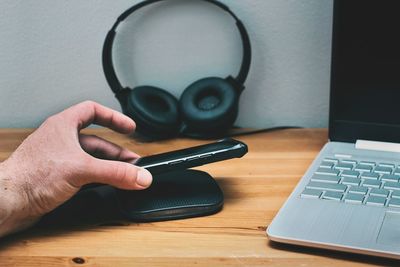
left=134, top=138, right=248, bottom=175
left=79, top=138, right=247, bottom=191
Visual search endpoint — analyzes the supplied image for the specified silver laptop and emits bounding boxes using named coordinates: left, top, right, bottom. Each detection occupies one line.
left=267, top=0, right=400, bottom=259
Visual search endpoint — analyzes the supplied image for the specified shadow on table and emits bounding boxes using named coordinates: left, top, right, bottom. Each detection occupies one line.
left=37, top=185, right=126, bottom=228
left=268, top=239, right=400, bottom=265
left=214, top=177, right=244, bottom=205
left=0, top=186, right=131, bottom=250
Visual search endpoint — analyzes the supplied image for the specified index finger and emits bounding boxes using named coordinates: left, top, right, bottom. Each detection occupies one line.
left=64, top=101, right=135, bottom=133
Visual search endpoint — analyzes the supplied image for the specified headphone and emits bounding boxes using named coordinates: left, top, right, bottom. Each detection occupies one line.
left=102, top=0, right=251, bottom=139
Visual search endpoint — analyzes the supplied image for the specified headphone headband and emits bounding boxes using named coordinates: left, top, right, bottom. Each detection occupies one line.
left=102, top=0, right=251, bottom=94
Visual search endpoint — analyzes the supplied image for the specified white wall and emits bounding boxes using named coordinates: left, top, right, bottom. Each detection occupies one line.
left=0, top=0, right=333, bottom=128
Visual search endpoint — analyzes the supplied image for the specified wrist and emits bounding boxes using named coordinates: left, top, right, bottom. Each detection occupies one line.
left=0, top=160, right=38, bottom=237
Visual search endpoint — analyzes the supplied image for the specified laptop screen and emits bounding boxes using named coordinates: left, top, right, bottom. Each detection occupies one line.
left=329, top=0, right=400, bottom=143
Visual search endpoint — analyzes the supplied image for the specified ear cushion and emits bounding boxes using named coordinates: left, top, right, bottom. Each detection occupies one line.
left=179, top=77, right=239, bottom=134
left=126, top=86, right=180, bottom=138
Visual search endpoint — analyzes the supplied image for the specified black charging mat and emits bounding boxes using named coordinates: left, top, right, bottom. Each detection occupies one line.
left=38, top=170, right=223, bottom=227
left=116, top=169, right=224, bottom=222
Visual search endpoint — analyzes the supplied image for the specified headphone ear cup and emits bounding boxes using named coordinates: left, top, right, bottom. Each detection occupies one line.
left=126, top=86, right=180, bottom=138
left=179, top=77, right=239, bottom=135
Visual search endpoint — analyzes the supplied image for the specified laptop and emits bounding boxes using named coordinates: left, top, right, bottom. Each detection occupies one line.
left=267, top=0, right=400, bottom=259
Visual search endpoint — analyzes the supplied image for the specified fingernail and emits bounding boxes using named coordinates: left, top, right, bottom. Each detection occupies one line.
left=137, top=168, right=153, bottom=187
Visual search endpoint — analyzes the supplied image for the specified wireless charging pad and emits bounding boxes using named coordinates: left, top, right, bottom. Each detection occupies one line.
left=39, top=170, right=223, bottom=226
left=116, top=169, right=224, bottom=222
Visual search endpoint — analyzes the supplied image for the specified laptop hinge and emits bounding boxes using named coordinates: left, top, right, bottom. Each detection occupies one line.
left=355, top=139, right=400, bottom=153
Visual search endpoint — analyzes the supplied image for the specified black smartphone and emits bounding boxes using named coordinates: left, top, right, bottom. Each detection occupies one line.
left=79, top=138, right=247, bottom=191
left=134, top=138, right=248, bottom=175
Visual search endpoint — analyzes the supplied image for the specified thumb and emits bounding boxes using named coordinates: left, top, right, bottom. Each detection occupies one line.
left=83, top=158, right=153, bottom=190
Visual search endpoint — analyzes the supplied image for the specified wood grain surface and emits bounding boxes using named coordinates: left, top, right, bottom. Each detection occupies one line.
left=0, top=128, right=398, bottom=266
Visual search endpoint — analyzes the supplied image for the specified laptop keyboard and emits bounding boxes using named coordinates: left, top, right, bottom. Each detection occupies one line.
left=301, top=157, right=400, bottom=208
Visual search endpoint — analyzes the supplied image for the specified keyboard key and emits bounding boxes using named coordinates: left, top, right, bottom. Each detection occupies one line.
left=341, top=170, right=360, bottom=178
left=374, top=166, right=393, bottom=174
left=306, top=181, right=347, bottom=192
left=344, top=193, right=364, bottom=204
left=381, top=174, right=400, bottom=182
left=320, top=161, right=335, bottom=168
left=341, top=160, right=357, bottom=165
left=360, top=172, right=380, bottom=180
left=392, top=191, right=400, bottom=198
left=348, top=186, right=369, bottom=194
left=335, top=163, right=354, bottom=170
left=360, top=161, right=376, bottom=167
left=323, top=158, right=339, bottom=164
left=388, top=198, right=400, bottom=208
left=315, top=168, right=340, bottom=176
left=366, top=196, right=387, bottom=206
left=362, top=180, right=381, bottom=188
left=383, top=182, right=400, bottom=190
left=354, top=164, right=373, bottom=172
left=369, top=188, right=389, bottom=197
left=341, top=177, right=361, bottom=186
left=322, top=191, right=343, bottom=201
left=394, top=168, right=400, bottom=175
left=310, top=174, right=340, bottom=183
left=300, top=188, right=322, bottom=199
left=378, top=163, right=395, bottom=168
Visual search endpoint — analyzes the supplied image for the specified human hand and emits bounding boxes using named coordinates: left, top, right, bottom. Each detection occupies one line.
left=0, top=101, right=152, bottom=237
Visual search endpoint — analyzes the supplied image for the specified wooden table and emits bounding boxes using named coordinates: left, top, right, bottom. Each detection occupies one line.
left=0, top=128, right=397, bottom=266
